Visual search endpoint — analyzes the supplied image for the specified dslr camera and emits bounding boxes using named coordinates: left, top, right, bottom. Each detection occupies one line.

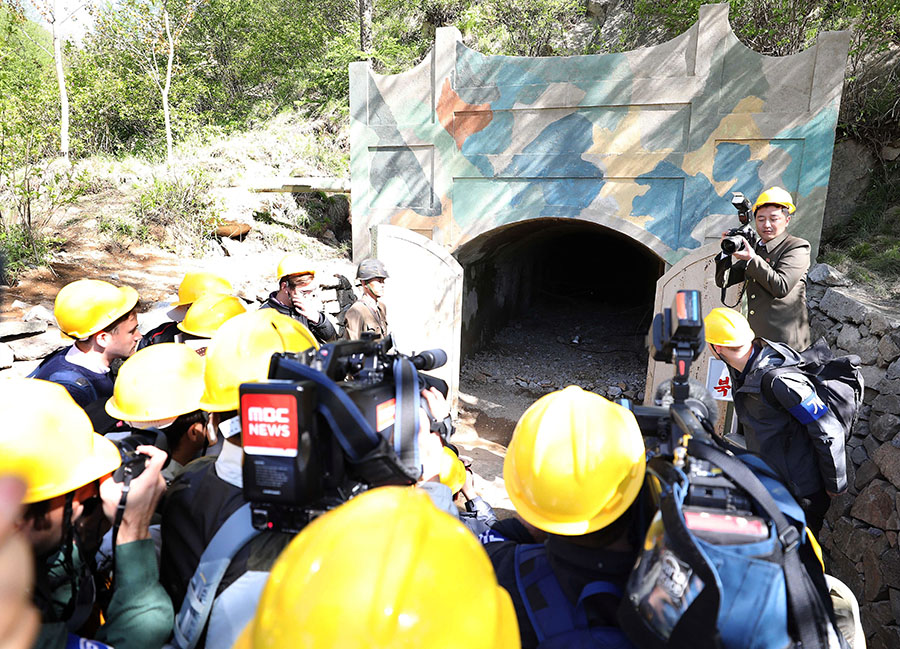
left=238, top=334, right=448, bottom=533
left=720, top=192, right=758, bottom=255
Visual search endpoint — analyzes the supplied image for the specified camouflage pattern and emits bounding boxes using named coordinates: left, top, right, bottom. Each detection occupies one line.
left=349, top=3, right=850, bottom=266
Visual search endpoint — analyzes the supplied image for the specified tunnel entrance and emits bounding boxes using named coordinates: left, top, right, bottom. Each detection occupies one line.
left=454, top=218, right=663, bottom=450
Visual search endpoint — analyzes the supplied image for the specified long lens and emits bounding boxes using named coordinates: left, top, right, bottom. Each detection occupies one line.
left=721, top=235, right=744, bottom=255
left=411, top=349, right=447, bottom=370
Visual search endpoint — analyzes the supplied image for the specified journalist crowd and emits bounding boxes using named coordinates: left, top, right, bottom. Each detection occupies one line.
left=0, top=187, right=872, bottom=649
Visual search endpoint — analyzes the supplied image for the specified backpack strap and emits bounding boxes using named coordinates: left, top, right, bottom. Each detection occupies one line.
left=687, top=439, right=833, bottom=649
left=515, top=544, right=576, bottom=643
left=168, top=503, right=261, bottom=649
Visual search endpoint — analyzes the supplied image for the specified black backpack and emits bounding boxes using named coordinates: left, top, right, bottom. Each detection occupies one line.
left=761, top=338, right=864, bottom=439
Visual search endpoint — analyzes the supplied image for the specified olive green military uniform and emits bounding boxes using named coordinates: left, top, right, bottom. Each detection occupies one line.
left=344, top=294, right=388, bottom=340
left=715, top=231, right=811, bottom=351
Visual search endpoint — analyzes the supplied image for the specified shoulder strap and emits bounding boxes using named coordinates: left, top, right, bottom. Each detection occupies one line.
left=168, top=503, right=261, bottom=649
left=515, top=544, right=576, bottom=643
left=686, top=439, right=833, bottom=649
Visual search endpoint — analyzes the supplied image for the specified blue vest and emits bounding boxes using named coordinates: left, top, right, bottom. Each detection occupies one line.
left=30, top=347, right=113, bottom=408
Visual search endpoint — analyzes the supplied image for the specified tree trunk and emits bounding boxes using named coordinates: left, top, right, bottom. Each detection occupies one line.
left=358, top=0, right=372, bottom=55
left=163, top=7, right=175, bottom=164
left=51, top=0, right=69, bottom=162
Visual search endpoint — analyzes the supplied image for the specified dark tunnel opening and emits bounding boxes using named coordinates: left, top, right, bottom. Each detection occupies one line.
left=455, top=218, right=663, bottom=424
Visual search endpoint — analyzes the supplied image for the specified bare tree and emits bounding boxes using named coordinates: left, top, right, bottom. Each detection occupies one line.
left=5, top=0, right=89, bottom=161
left=92, top=0, right=202, bottom=164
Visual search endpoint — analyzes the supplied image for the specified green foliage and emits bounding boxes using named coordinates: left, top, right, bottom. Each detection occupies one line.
left=0, top=222, right=63, bottom=281
left=819, top=168, right=900, bottom=282
left=629, top=0, right=900, bottom=147
left=131, top=170, right=219, bottom=254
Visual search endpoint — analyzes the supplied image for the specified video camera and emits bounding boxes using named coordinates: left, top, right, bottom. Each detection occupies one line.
left=238, top=334, right=448, bottom=533
left=617, top=290, right=756, bottom=524
left=720, top=192, right=758, bottom=255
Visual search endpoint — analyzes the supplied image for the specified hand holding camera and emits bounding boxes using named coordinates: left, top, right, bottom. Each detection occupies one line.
left=720, top=192, right=758, bottom=258
left=100, top=445, right=167, bottom=544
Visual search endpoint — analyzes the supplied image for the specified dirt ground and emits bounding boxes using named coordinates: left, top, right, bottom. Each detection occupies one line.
left=452, top=300, right=652, bottom=514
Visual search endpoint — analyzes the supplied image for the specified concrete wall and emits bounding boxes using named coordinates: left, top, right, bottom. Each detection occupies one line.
left=350, top=3, right=849, bottom=270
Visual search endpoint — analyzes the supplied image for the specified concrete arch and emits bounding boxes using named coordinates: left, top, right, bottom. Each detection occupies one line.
left=455, top=217, right=664, bottom=353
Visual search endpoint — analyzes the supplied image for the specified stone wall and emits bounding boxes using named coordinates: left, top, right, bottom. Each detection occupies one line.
left=807, top=263, right=900, bottom=649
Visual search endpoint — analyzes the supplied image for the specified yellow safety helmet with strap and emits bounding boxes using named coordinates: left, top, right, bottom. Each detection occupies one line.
left=438, top=445, right=468, bottom=494
left=55, top=279, right=139, bottom=340
left=704, top=307, right=755, bottom=347
left=199, top=310, right=319, bottom=412
left=174, top=271, right=233, bottom=307
left=504, top=385, right=646, bottom=536
left=0, top=378, right=121, bottom=503
left=177, top=294, right=247, bottom=339
left=276, top=254, right=315, bottom=283
left=233, top=486, right=519, bottom=649
left=753, top=187, right=796, bottom=215
left=105, top=343, right=206, bottom=423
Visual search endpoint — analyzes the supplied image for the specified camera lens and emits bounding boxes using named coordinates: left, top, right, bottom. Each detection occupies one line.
left=721, top=236, right=744, bottom=254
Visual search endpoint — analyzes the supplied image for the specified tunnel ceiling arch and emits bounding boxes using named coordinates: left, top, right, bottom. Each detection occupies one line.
left=349, top=3, right=849, bottom=267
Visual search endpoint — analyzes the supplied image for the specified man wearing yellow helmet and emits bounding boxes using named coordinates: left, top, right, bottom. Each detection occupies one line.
left=2, top=379, right=172, bottom=649
left=261, top=254, right=337, bottom=344
left=484, top=386, right=650, bottom=649
left=704, top=307, right=846, bottom=533
left=715, top=186, right=811, bottom=350
left=233, top=487, right=519, bottom=649
left=31, top=279, right=143, bottom=411
left=139, top=271, right=234, bottom=350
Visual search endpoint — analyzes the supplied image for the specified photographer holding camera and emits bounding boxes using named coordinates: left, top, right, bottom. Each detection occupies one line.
left=715, top=187, right=811, bottom=351
left=1, top=378, right=172, bottom=649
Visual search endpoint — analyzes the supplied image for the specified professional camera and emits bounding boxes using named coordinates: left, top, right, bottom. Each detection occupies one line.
left=617, top=290, right=757, bottom=526
left=238, top=334, right=448, bottom=533
left=720, top=192, right=758, bottom=255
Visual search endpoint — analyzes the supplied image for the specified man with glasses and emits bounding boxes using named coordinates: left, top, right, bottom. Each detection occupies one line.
left=715, top=187, right=811, bottom=351
left=261, top=254, right=337, bottom=344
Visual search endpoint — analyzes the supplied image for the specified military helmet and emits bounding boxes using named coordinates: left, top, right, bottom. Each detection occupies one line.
left=357, top=259, right=389, bottom=281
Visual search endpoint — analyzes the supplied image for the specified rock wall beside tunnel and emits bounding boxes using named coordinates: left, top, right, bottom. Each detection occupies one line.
left=807, top=264, right=900, bottom=649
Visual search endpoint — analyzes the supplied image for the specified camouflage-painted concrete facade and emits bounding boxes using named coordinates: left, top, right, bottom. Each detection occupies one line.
left=349, top=3, right=849, bottom=266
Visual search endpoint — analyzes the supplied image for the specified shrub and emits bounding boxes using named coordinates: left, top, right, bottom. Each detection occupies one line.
left=131, top=170, right=220, bottom=254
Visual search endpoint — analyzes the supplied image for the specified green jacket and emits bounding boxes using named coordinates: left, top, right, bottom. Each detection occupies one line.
left=34, top=539, right=174, bottom=649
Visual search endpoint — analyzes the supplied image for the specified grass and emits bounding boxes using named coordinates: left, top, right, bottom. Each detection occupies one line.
left=130, top=170, right=221, bottom=256
left=819, top=165, right=900, bottom=295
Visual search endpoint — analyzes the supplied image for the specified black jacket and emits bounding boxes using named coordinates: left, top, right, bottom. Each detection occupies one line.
left=159, top=456, right=293, bottom=612
left=730, top=340, right=847, bottom=497
left=486, top=536, right=635, bottom=649
left=259, top=292, right=337, bottom=344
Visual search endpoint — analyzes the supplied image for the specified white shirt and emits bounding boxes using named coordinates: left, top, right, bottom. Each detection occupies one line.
left=64, top=344, right=109, bottom=374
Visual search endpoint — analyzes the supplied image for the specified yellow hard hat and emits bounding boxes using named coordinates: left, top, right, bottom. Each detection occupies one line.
left=504, top=386, right=646, bottom=536
left=753, top=187, right=795, bottom=214
left=199, top=310, right=319, bottom=412
left=704, top=307, right=755, bottom=346
left=105, top=343, right=205, bottom=423
left=174, top=271, right=233, bottom=307
left=439, top=446, right=467, bottom=494
left=0, top=378, right=121, bottom=503
left=234, top=487, right=519, bottom=649
left=54, top=279, right=139, bottom=339
left=177, top=294, right=247, bottom=339
left=276, top=254, right=315, bottom=282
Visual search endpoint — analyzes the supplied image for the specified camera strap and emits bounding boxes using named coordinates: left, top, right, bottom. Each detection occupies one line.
left=392, top=357, right=420, bottom=472
left=686, top=439, right=833, bottom=649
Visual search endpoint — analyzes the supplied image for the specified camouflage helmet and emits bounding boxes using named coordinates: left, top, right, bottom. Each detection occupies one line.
left=357, top=259, right=389, bottom=282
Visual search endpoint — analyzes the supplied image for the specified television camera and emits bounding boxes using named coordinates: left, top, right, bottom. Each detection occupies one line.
left=238, top=334, right=448, bottom=533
